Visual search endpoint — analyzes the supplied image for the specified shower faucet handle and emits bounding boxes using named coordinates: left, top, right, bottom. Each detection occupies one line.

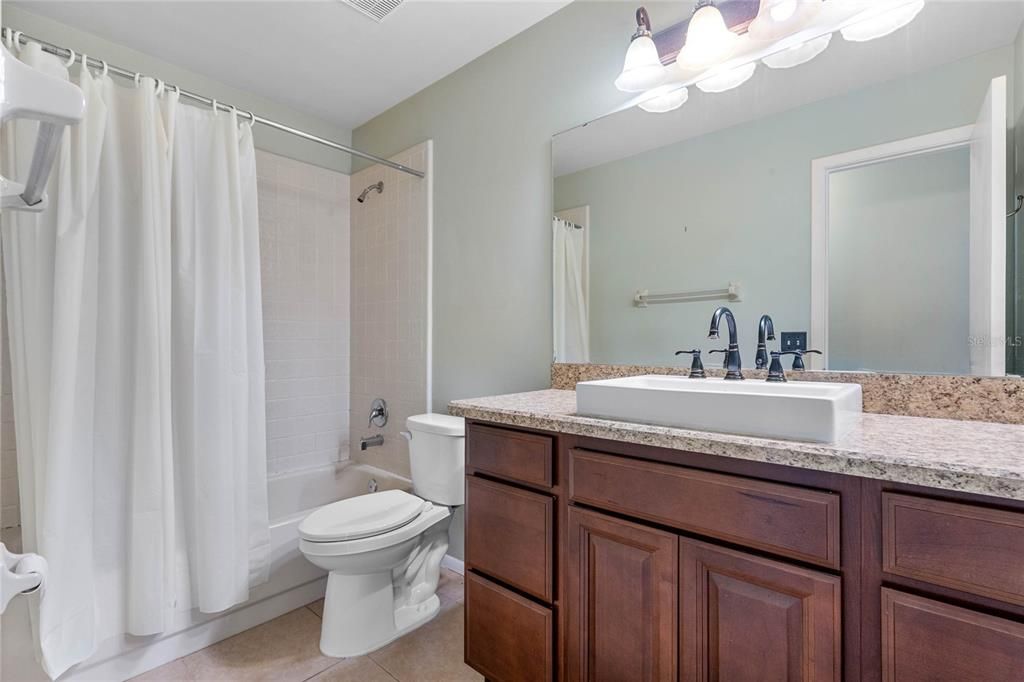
left=368, top=398, right=388, bottom=428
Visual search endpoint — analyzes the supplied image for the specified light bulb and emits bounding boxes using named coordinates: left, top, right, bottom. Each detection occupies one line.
left=676, top=2, right=739, bottom=71
left=639, top=86, right=689, bottom=113
left=696, top=62, right=757, bottom=93
left=762, top=33, right=831, bottom=69
left=749, top=0, right=823, bottom=41
left=840, top=0, right=924, bottom=42
left=615, top=35, right=665, bottom=92
left=770, top=0, right=798, bottom=22
left=615, top=7, right=665, bottom=93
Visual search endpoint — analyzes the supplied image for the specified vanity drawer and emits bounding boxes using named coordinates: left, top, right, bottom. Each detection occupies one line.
left=882, top=589, right=1024, bottom=682
left=569, top=449, right=840, bottom=568
left=467, top=423, right=553, bottom=488
left=465, top=572, right=554, bottom=682
left=883, top=493, right=1024, bottom=605
left=466, top=475, right=554, bottom=601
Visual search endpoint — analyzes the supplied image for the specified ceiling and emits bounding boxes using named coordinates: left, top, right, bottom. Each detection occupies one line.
left=555, top=1, right=1024, bottom=177
left=12, top=0, right=571, bottom=129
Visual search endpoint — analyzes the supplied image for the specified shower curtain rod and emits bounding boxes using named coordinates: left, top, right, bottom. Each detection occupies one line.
left=1, top=27, right=426, bottom=179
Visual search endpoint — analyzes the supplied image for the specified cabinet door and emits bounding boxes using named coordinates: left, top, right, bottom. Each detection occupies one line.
left=566, top=507, right=678, bottom=682
left=681, top=539, right=841, bottom=682
left=881, top=588, right=1024, bottom=682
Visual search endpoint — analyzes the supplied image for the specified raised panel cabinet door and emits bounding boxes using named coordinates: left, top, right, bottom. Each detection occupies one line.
left=680, top=539, right=841, bottom=682
left=881, top=589, right=1024, bottom=682
left=566, top=506, right=678, bottom=682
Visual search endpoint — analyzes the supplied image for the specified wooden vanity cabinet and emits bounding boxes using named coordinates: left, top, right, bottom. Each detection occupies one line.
left=463, top=420, right=1024, bottom=682
left=566, top=506, right=679, bottom=681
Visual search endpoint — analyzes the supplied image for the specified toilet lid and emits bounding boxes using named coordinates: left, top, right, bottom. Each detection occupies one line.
left=298, top=489, right=429, bottom=542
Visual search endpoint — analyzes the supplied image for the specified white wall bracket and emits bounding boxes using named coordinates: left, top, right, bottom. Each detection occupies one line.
left=0, top=41, right=85, bottom=212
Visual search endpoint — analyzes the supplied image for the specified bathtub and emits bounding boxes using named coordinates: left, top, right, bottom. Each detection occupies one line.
left=1, top=461, right=412, bottom=681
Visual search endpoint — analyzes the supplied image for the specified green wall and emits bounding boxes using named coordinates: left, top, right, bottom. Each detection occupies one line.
left=2, top=6, right=354, bottom=173
left=353, top=1, right=637, bottom=411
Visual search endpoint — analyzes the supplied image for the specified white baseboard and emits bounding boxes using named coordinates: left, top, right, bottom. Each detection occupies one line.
left=440, top=554, right=464, bottom=575
left=66, top=577, right=327, bottom=682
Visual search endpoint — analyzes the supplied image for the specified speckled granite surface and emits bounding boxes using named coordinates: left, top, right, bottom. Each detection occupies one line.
left=449, top=389, right=1024, bottom=501
left=551, top=363, right=1024, bottom=425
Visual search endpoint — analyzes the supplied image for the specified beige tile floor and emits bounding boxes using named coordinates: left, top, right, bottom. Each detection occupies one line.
left=132, top=569, right=481, bottom=682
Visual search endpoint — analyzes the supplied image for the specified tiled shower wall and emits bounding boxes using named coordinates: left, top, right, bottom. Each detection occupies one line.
left=257, top=150, right=351, bottom=475
left=350, top=141, right=432, bottom=478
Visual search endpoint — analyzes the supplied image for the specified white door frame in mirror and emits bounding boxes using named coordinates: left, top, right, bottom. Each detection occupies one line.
left=811, top=76, right=1007, bottom=376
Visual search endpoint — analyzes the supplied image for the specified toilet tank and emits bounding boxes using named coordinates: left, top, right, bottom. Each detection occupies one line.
left=406, top=414, right=466, bottom=506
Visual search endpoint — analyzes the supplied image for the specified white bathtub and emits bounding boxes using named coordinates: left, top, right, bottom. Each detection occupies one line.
left=1, top=461, right=412, bottom=682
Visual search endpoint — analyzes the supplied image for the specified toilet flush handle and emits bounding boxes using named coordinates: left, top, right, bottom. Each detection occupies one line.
left=399, top=431, right=412, bottom=441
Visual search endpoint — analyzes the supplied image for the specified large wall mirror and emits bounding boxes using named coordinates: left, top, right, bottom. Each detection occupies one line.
left=552, top=0, right=1024, bottom=377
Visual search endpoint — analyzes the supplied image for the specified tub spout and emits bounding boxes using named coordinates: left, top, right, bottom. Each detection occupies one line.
left=360, top=434, right=384, bottom=451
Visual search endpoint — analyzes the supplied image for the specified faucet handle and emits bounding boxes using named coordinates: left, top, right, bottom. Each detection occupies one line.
left=791, top=349, right=822, bottom=371
left=766, top=351, right=788, bottom=382
left=708, top=349, right=729, bottom=369
left=675, top=350, right=706, bottom=378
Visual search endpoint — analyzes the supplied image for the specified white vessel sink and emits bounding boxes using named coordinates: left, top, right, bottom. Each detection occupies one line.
left=576, top=375, right=862, bottom=443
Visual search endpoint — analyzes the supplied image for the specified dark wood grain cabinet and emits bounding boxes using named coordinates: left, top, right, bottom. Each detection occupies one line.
left=881, top=589, right=1024, bottom=682
left=463, top=420, right=1024, bottom=681
left=566, top=507, right=678, bottom=682
left=680, top=539, right=841, bottom=682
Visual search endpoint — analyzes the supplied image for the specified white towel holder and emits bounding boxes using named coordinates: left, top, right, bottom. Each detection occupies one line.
left=634, top=281, right=743, bottom=307
left=0, top=41, right=86, bottom=212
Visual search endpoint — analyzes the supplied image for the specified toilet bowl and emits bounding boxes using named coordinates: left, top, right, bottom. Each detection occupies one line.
left=298, top=414, right=465, bottom=657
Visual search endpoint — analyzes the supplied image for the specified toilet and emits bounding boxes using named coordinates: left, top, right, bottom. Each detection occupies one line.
left=298, top=413, right=465, bottom=657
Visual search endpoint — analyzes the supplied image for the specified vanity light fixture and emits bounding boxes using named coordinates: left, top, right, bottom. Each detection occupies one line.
left=696, top=62, right=757, bottom=93
left=639, top=85, right=690, bottom=113
left=615, top=6, right=666, bottom=93
left=840, top=0, right=925, bottom=42
left=761, top=32, right=832, bottom=69
left=748, top=0, right=822, bottom=41
left=619, top=0, right=925, bottom=112
left=676, top=0, right=739, bottom=71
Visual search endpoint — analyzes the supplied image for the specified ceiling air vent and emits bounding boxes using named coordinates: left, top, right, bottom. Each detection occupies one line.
left=342, top=0, right=404, bottom=22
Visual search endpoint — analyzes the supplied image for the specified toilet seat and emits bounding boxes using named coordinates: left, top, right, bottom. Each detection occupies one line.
left=299, top=502, right=451, bottom=558
left=299, top=489, right=429, bottom=543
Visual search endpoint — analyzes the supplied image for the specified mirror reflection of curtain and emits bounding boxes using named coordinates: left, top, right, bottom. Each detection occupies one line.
left=552, top=217, right=589, bottom=362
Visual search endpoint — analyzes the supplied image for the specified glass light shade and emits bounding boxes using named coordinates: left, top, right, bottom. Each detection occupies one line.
left=676, top=3, right=739, bottom=71
left=748, top=0, right=823, bottom=41
left=639, top=86, right=689, bottom=113
left=840, top=1, right=924, bottom=42
left=761, top=32, right=831, bottom=69
left=615, top=34, right=666, bottom=92
left=696, top=61, right=757, bottom=93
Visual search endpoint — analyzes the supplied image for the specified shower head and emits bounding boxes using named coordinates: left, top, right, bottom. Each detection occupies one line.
left=357, top=181, right=384, bottom=203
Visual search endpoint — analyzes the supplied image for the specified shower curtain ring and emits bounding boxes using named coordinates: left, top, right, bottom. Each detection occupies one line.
left=101, top=60, right=109, bottom=78
left=211, top=98, right=218, bottom=113
left=154, top=79, right=165, bottom=96
left=81, top=54, right=88, bottom=73
left=63, top=48, right=76, bottom=68
left=133, top=72, right=142, bottom=88
left=12, top=31, right=23, bottom=52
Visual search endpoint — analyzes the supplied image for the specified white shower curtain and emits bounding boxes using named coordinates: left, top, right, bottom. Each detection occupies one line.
left=1, top=43, right=269, bottom=679
left=552, top=217, right=589, bottom=363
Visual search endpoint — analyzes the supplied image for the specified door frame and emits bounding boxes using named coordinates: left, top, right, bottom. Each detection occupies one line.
left=809, top=125, right=974, bottom=370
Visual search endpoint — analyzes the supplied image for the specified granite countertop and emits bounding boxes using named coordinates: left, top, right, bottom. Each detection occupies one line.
left=449, top=389, right=1024, bottom=501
